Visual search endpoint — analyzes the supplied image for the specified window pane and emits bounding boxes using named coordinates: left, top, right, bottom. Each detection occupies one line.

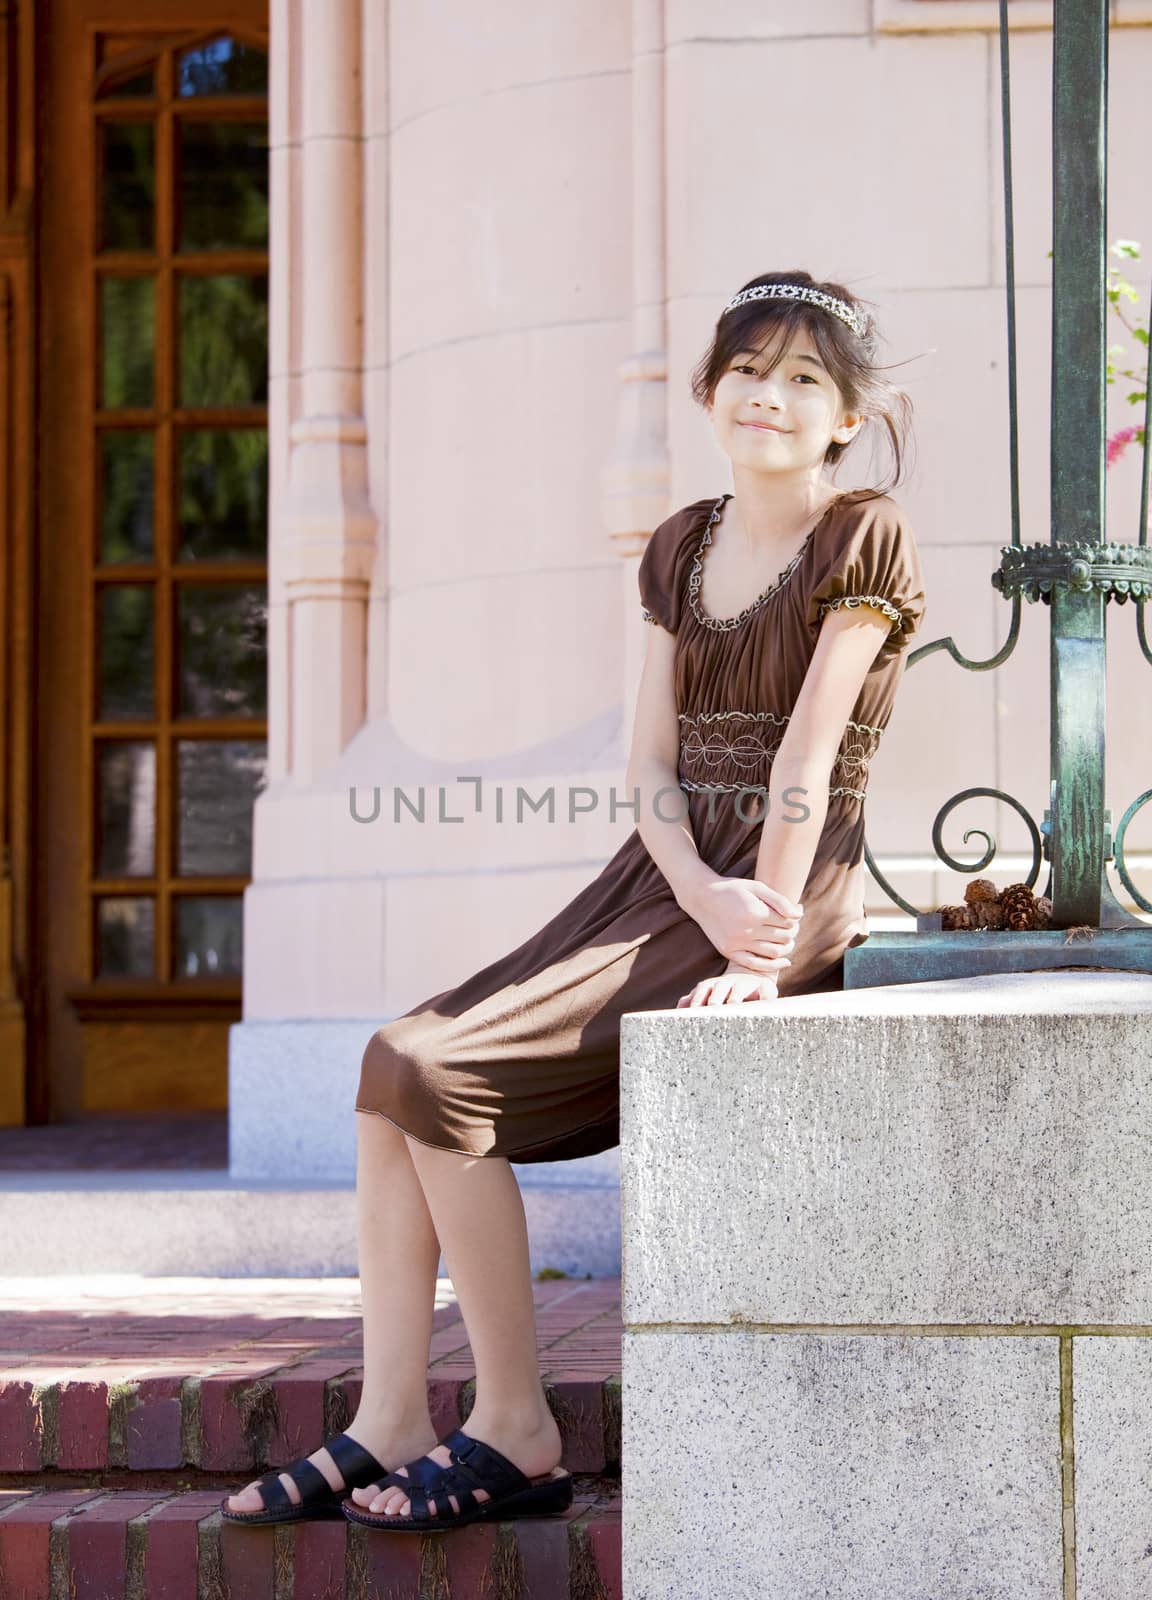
left=178, top=37, right=268, bottom=98
left=101, top=122, right=155, bottom=250
left=97, top=68, right=155, bottom=99
left=97, top=742, right=156, bottom=877
left=174, top=897, right=243, bottom=977
left=179, top=122, right=268, bottom=251
left=177, top=739, right=266, bottom=875
left=177, top=584, right=266, bottom=717
left=99, top=586, right=155, bottom=719
left=179, top=275, right=268, bottom=407
left=177, top=430, right=267, bottom=561
left=100, top=432, right=154, bottom=563
left=101, top=277, right=154, bottom=407
left=96, top=897, right=155, bottom=977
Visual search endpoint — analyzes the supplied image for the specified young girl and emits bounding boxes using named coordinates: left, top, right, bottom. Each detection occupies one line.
left=222, top=269, right=926, bottom=1532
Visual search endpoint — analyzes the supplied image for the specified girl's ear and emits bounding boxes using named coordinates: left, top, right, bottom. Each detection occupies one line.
left=834, top=411, right=866, bottom=445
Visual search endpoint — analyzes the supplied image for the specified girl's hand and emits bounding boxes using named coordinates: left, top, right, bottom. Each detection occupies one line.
left=677, top=961, right=780, bottom=1008
left=683, top=875, right=803, bottom=975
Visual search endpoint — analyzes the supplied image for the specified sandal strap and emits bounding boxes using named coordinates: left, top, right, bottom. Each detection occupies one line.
left=388, top=1431, right=532, bottom=1523
left=253, top=1473, right=293, bottom=1513
left=246, top=1455, right=329, bottom=1514
left=324, top=1431, right=387, bottom=1487
left=278, top=1455, right=334, bottom=1505
left=361, top=1449, right=457, bottom=1500
left=406, top=1482, right=432, bottom=1519
left=443, top=1431, right=531, bottom=1498
left=404, top=1479, right=475, bottom=1521
left=241, top=1433, right=390, bottom=1516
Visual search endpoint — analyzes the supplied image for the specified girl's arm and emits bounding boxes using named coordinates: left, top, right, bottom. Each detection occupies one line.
left=678, top=603, right=895, bottom=1007
left=627, top=625, right=803, bottom=971
left=625, top=624, right=715, bottom=911
left=746, top=603, right=895, bottom=915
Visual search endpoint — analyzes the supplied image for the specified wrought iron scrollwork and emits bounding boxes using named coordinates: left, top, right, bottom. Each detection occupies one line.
left=908, top=594, right=1022, bottom=675
left=864, top=785, right=1044, bottom=920
left=1113, top=789, right=1152, bottom=915
left=857, top=0, right=1152, bottom=953
left=931, top=787, right=1044, bottom=890
left=1135, top=230, right=1152, bottom=666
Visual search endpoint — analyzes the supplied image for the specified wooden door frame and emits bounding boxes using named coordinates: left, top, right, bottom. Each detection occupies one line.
left=23, top=2, right=269, bottom=1122
left=0, top=0, right=38, bottom=1124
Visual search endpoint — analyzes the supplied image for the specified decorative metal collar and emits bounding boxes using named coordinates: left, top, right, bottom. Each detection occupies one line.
left=992, top=541, right=1152, bottom=603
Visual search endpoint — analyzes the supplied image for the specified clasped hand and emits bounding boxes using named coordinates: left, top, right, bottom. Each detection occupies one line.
left=676, top=875, right=803, bottom=1008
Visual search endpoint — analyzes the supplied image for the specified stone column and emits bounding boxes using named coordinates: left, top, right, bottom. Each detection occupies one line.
left=620, top=971, right=1152, bottom=1598
left=603, top=0, right=670, bottom=745
left=279, top=0, right=375, bottom=783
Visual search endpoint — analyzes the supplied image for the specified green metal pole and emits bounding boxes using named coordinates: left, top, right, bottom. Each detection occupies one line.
left=1048, top=0, right=1107, bottom=927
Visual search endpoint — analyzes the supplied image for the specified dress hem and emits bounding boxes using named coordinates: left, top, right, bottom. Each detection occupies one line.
left=354, top=1104, right=485, bottom=1159
left=354, top=1101, right=618, bottom=1165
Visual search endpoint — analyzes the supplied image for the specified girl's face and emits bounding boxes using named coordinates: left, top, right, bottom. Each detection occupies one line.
left=706, top=328, right=863, bottom=475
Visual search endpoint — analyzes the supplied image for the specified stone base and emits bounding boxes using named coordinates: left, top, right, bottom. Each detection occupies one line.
left=624, top=1332, right=1062, bottom=1599
left=619, top=971, right=1152, bottom=1597
left=228, top=1019, right=372, bottom=1182
left=0, top=1170, right=620, bottom=1277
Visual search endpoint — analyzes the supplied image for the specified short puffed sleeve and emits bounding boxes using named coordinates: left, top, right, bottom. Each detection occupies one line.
left=637, top=503, right=707, bottom=633
left=807, top=494, right=926, bottom=664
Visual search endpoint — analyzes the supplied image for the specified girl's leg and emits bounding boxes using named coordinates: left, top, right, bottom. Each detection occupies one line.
left=225, top=1111, right=443, bottom=1513
left=351, top=1139, right=563, bottom=1518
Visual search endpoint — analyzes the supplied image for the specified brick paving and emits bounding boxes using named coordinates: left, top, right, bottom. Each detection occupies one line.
left=0, top=1276, right=622, bottom=1474
left=0, top=1275, right=623, bottom=1596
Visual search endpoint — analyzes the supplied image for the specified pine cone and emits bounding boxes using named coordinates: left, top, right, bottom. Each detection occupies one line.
left=1001, top=882, right=1037, bottom=931
left=1034, top=895, right=1053, bottom=930
left=940, top=904, right=975, bottom=930
left=964, top=877, right=1000, bottom=906
left=970, top=899, right=1005, bottom=930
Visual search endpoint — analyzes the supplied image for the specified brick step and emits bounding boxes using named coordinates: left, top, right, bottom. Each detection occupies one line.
left=0, top=1370, right=620, bottom=1477
left=0, top=1483, right=623, bottom=1599
left=0, top=1280, right=623, bottom=1478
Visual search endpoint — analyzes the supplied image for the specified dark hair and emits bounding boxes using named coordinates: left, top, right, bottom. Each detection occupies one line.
left=689, top=269, right=914, bottom=499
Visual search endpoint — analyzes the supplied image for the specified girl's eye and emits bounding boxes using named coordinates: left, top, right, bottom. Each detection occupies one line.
left=733, top=364, right=817, bottom=382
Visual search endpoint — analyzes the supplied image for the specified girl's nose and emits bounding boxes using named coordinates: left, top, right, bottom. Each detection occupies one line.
left=753, top=375, right=787, bottom=405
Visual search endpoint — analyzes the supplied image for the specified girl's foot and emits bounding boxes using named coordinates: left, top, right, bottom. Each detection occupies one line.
left=223, top=1420, right=440, bottom=1516
left=349, top=1407, right=563, bottom=1517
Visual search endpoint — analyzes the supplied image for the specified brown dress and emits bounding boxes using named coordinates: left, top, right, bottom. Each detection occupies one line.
left=356, top=487, right=927, bottom=1163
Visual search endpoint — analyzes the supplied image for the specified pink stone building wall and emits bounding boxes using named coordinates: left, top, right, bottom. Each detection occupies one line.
left=241, top=0, right=1152, bottom=1030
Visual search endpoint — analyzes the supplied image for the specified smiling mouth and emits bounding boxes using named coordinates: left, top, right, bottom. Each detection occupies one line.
left=740, top=422, right=787, bottom=433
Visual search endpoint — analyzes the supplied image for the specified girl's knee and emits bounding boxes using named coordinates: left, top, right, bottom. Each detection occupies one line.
left=356, top=1022, right=442, bottom=1122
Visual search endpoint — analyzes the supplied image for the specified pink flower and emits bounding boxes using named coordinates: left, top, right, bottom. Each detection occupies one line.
left=1106, top=425, right=1142, bottom=468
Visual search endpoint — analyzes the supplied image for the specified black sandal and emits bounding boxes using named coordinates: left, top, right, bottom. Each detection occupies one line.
left=219, top=1430, right=390, bottom=1525
left=340, top=1428, right=573, bottom=1532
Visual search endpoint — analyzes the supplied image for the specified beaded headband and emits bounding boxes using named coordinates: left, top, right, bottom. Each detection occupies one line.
left=722, top=283, right=867, bottom=339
